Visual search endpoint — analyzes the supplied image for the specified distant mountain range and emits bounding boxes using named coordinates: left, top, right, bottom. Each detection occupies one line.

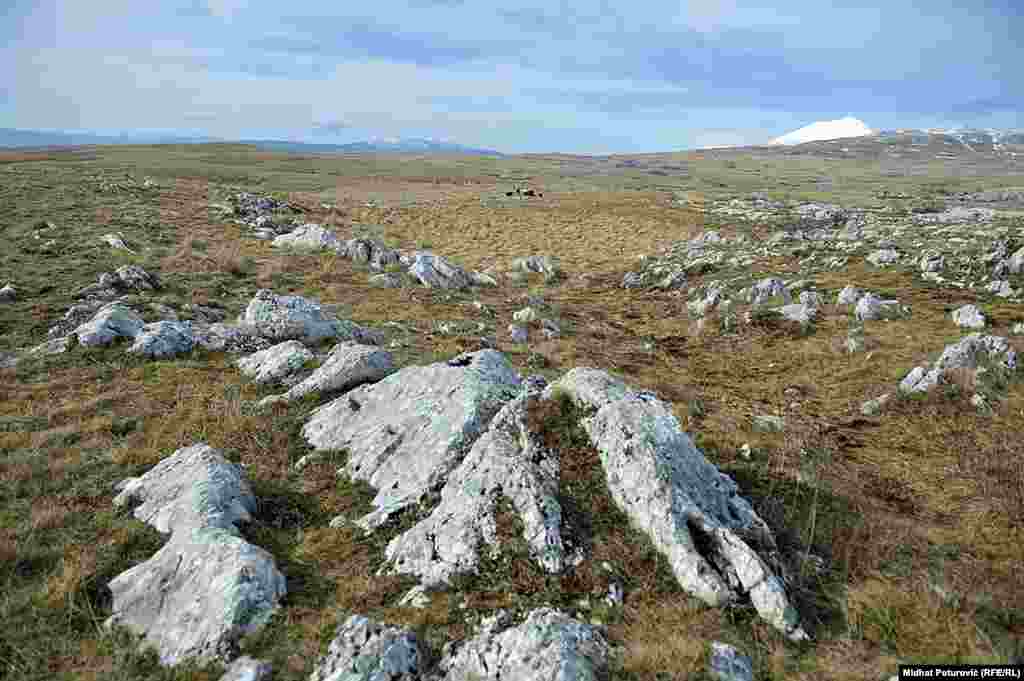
left=0, top=128, right=503, bottom=155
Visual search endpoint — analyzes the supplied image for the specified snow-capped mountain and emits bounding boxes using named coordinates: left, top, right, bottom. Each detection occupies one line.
left=769, top=117, right=874, bottom=146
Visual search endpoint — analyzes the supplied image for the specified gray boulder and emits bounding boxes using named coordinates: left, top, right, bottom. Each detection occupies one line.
left=920, top=251, right=945, bottom=273
left=240, top=290, right=381, bottom=345
left=128, top=321, right=196, bottom=359
left=407, top=252, right=473, bottom=289
left=508, top=324, right=529, bottom=344
left=74, top=303, right=146, bottom=347
left=435, top=608, right=609, bottom=681
left=866, top=249, right=900, bottom=267
left=106, top=444, right=287, bottom=666
left=101, top=232, right=136, bottom=253
left=218, top=656, right=273, bottom=681
left=899, top=333, right=1017, bottom=394
left=383, top=377, right=574, bottom=588
left=105, top=527, right=287, bottom=666
left=549, top=369, right=807, bottom=641
left=271, top=223, right=340, bottom=251
left=309, top=615, right=423, bottom=681
left=776, top=303, right=818, bottom=325
left=747, top=278, right=791, bottom=306
left=512, top=255, right=562, bottom=279
left=236, top=340, right=314, bottom=386
left=836, top=285, right=864, bottom=306
left=708, top=642, right=754, bottom=681
left=191, top=323, right=273, bottom=354
left=260, top=342, right=394, bottom=408
left=302, top=350, right=522, bottom=530
left=951, top=304, right=986, bottom=329
left=340, top=238, right=401, bottom=270
left=112, top=443, right=256, bottom=534
left=855, top=294, right=908, bottom=322
left=0, top=283, right=16, bottom=302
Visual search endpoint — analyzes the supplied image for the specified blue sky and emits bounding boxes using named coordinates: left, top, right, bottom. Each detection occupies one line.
left=2, top=0, right=1021, bottom=154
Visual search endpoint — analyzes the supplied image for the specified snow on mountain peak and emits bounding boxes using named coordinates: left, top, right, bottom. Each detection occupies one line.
left=769, top=116, right=873, bottom=146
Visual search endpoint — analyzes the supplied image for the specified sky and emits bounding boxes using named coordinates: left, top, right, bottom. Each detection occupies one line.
left=2, top=0, right=1022, bottom=154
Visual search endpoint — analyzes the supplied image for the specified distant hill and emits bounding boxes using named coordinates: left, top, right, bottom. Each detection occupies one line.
left=0, top=128, right=503, bottom=155
left=0, top=128, right=222, bottom=148
left=243, top=138, right=503, bottom=156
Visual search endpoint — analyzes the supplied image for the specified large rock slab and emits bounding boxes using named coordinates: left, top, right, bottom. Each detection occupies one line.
left=302, top=350, right=522, bottom=530
left=191, top=323, right=273, bottom=354
left=383, top=376, right=573, bottom=587
left=128, top=321, right=196, bottom=358
left=407, top=252, right=473, bottom=289
left=112, top=443, right=256, bottom=534
left=259, top=342, right=394, bottom=408
left=74, top=303, right=146, bottom=347
left=107, top=444, right=286, bottom=667
left=435, top=608, right=609, bottom=681
left=549, top=368, right=807, bottom=641
left=240, top=290, right=381, bottom=345
left=899, top=333, right=1017, bottom=394
left=271, top=223, right=340, bottom=251
left=309, top=615, right=423, bottom=681
left=235, top=340, right=314, bottom=386
left=105, top=525, right=287, bottom=666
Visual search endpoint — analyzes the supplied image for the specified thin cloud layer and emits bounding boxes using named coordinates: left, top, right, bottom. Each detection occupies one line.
left=4, top=0, right=1021, bottom=153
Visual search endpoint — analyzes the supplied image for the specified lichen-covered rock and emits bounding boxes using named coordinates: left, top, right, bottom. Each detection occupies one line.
left=260, top=342, right=394, bottom=407
left=128, top=321, right=196, bottom=358
left=899, top=333, right=1017, bottom=394
left=383, top=376, right=574, bottom=587
left=747, top=278, right=791, bottom=306
left=271, top=223, right=340, bottom=251
left=309, top=615, right=423, bottom=681
left=236, top=340, right=313, bottom=386
left=407, top=252, right=473, bottom=289
left=855, top=294, right=908, bottom=321
left=240, top=290, right=380, bottom=345
left=951, top=304, right=986, bottom=329
left=74, top=303, right=146, bottom=346
left=302, top=350, right=522, bottom=530
left=191, top=323, right=273, bottom=354
left=708, top=642, right=754, bottom=681
left=549, top=369, right=807, bottom=641
left=105, top=526, right=287, bottom=666
left=836, top=285, right=864, bottom=306
left=435, top=608, right=609, bottom=681
left=112, top=443, right=256, bottom=534
left=218, top=656, right=273, bottom=681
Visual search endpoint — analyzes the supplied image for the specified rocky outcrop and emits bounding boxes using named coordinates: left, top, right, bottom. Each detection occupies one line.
left=106, top=444, right=287, bottom=666
left=549, top=368, right=808, bottom=641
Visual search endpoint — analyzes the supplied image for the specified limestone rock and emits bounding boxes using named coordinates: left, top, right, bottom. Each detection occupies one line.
left=236, top=340, right=314, bottom=386
left=899, top=333, right=1017, bottom=394
left=435, top=608, right=609, bottom=681
left=866, top=249, right=900, bottom=266
left=74, top=303, right=146, bottom=347
left=512, top=255, right=561, bottom=279
left=105, top=526, right=287, bottom=666
left=340, top=238, right=401, bottom=270
left=218, top=656, right=273, bottom=681
left=191, top=323, right=273, bottom=354
left=550, top=369, right=807, bottom=640
left=309, top=615, right=423, bottom=681
left=128, top=321, right=196, bottom=359
left=855, top=294, right=908, bottom=321
left=260, top=342, right=394, bottom=407
left=302, top=350, right=522, bottom=530
left=708, top=642, right=754, bottom=681
left=747, top=278, right=791, bottom=306
left=836, top=285, right=864, bottom=306
left=951, top=304, right=986, bottom=329
left=240, top=290, right=381, bottom=345
left=407, top=252, right=473, bottom=289
left=112, top=443, right=256, bottom=534
left=383, top=377, right=574, bottom=587
left=271, top=223, right=340, bottom=251
left=101, top=233, right=136, bottom=253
